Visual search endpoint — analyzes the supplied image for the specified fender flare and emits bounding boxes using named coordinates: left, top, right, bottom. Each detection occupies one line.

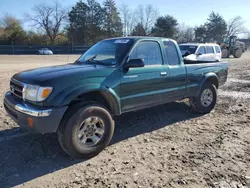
left=196, top=73, right=218, bottom=97
left=53, top=84, right=121, bottom=115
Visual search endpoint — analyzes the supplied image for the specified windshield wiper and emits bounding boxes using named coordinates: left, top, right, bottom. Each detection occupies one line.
left=86, top=55, right=97, bottom=62
left=85, top=55, right=107, bottom=65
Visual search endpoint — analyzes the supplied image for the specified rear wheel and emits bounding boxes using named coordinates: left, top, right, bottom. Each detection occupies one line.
left=189, top=82, right=217, bottom=114
left=57, top=103, right=114, bottom=159
left=233, top=49, right=242, bottom=58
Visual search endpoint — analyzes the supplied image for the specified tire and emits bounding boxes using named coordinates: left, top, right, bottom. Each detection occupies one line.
left=221, top=48, right=229, bottom=58
left=233, top=49, right=242, bottom=58
left=189, top=82, right=217, bottom=114
left=57, top=102, right=114, bottom=159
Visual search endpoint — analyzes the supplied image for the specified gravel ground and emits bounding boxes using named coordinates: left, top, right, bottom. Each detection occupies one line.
left=0, top=53, right=250, bottom=188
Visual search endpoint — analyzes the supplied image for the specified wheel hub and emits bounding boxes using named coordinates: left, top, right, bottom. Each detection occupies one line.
left=77, top=116, right=105, bottom=146
left=201, top=89, right=213, bottom=107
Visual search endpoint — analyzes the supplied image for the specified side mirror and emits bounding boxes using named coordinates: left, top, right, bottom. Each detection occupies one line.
left=196, top=53, right=202, bottom=56
left=124, top=59, right=145, bottom=69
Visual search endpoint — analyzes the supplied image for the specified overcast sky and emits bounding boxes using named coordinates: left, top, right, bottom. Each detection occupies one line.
left=1, top=0, right=250, bottom=32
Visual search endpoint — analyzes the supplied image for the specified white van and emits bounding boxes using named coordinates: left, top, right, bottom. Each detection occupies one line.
left=179, top=43, right=222, bottom=62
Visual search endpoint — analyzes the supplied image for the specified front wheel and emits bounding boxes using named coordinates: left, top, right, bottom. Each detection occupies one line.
left=57, top=103, right=114, bottom=159
left=189, top=82, right=217, bottom=114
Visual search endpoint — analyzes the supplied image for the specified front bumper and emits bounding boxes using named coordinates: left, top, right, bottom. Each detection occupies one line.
left=4, top=91, right=68, bottom=133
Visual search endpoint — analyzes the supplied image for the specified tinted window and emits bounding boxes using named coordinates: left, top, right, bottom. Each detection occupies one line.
left=197, top=46, right=206, bottom=55
left=215, top=46, right=221, bottom=53
left=179, top=45, right=198, bottom=55
left=130, top=41, right=163, bottom=66
left=206, top=46, right=214, bottom=54
left=164, top=41, right=180, bottom=65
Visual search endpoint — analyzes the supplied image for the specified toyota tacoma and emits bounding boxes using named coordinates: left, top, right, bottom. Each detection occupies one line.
left=4, top=37, right=228, bottom=158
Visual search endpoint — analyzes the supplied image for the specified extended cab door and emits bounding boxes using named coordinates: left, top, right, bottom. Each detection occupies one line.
left=162, top=40, right=187, bottom=99
left=120, top=40, right=167, bottom=112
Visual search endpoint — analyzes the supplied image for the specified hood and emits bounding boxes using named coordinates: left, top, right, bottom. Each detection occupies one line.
left=13, top=64, right=114, bottom=85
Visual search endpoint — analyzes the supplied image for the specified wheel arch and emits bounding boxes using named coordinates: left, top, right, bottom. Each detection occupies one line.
left=59, top=84, right=121, bottom=116
left=197, top=73, right=218, bottom=96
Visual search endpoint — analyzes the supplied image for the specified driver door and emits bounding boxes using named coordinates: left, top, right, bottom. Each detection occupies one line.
left=120, top=40, right=167, bottom=113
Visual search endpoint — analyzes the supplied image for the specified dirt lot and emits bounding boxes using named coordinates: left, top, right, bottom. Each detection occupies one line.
left=0, top=54, right=250, bottom=188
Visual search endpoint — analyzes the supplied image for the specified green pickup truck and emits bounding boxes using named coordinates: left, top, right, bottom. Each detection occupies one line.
left=4, top=37, right=228, bottom=158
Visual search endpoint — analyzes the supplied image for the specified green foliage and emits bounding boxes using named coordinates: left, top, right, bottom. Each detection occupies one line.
left=103, top=0, right=123, bottom=37
left=130, top=23, right=146, bottom=36
left=151, top=15, right=178, bottom=38
left=194, top=12, right=227, bottom=42
left=195, top=24, right=207, bottom=38
left=68, top=0, right=119, bottom=45
left=0, top=17, right=27, bottom=45
left=206, top=12, right=227, bottom=42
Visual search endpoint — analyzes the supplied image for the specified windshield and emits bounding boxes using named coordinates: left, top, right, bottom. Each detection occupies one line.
left=77, top=39, right=133, bottom=65
left=179, top=45, right=198, bottom=55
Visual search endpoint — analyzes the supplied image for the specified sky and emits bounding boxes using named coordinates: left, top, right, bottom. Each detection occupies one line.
left=1, top=0, right=250, bottom=32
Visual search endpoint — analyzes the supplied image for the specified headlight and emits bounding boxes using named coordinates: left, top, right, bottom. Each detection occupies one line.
left=23, top=84, right=53, bottom=102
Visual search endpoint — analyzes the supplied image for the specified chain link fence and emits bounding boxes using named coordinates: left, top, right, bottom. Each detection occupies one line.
left=0, top=45, right=90, bottom=55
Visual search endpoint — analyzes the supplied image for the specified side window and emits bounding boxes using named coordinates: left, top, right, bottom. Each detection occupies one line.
left=130, top=41, right=163, bottom=66
left=197, top=46, right=206, bottom=55
left=215, top=46, right=221, bottom=53
left=164, top=41, right=180, bottom=65
left=206, top=46, right=214, bottom=54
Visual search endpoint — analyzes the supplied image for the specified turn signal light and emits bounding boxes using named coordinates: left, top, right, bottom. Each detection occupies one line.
left=28, top=117, right=33, bottom=128
left=42, top=88, right=52, bottom=98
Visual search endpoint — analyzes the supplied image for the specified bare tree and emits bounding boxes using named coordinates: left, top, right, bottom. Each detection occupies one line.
left=134, top=4, right=158, bottom=35
left=177, top=23, right=195, bottom=43
left=119, top=3, right=133, bottom=36
left=227, top=16, right=247, bottom=36
left=25, top=1, right=67, bottom=45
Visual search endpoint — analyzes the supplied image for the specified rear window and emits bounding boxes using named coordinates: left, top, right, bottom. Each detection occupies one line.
left=215, top=46, right=221, bottom=53
left=206, top=46, right=214, bottom=54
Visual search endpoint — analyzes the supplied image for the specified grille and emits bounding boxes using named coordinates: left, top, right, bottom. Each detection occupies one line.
left=10, top=79, right=24, bottom=99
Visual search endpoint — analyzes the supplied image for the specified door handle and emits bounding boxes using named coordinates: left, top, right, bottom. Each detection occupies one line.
left=160, top=72, right=168, bottom=76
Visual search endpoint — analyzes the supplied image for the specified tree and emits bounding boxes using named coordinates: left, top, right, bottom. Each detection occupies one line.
left=26, top=1, right=67, bottom=45
left=68, top=1, right=90, bottom=45
left=227, top=16, right=247, bottom=36
left=86, top=0, right=105, bottom=43
left=68, top=0, right=105, bottom=45
left=134, top=4, right=158, bottom=35
left=194, top=24, right=207, bottom=38
left=103, top=0, right=123, bottom=37
left=131, top=23, right=146, bottom=36
left=0, top=15, right=27, bottom=45
left=26, top=31, right=48, bottom=45
left=205, top=12, right=227, bottom=42
left=119, top=3, right=134, bottom=36
left=151, top=15, right=178, bottom=38
left=177, top=24, right=194, bottom=43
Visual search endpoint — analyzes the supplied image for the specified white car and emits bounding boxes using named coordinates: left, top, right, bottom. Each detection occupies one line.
left=179, top=43, right=221, bottom=62
left=38, top=48, right=53, bottom=55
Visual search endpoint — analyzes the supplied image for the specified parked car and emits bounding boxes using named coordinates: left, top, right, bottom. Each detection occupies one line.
left=38, top=48, right=53, bottom=55
left=179, top=43, right=222, bottom=62
left=4, top=37, right=228, bottom=158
